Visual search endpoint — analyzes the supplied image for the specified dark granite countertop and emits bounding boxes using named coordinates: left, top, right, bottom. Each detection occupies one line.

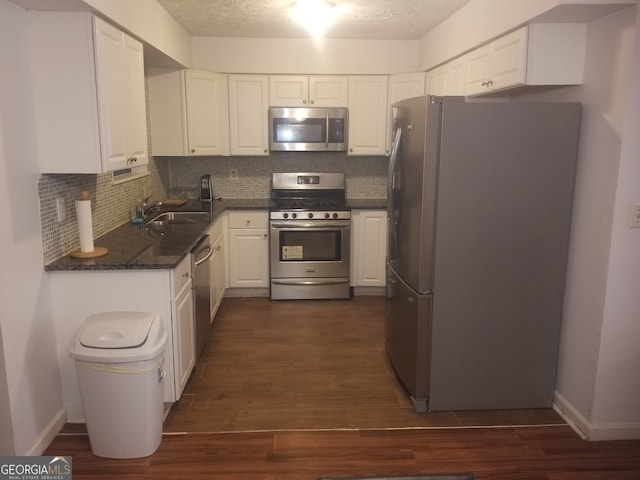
left=45, top=197, right=384, bottom=272
left=45, top=198, right=271, bottom=272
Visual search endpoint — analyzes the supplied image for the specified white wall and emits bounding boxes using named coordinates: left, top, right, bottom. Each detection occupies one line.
left=192, top=37, right=420, bottom=74
left=591, top=7, right=640, bottom=437
left=0, top=0, right=65, bottom=455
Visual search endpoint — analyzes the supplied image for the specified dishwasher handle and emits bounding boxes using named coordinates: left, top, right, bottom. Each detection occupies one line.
left=194, top=245, right=213, bottom=267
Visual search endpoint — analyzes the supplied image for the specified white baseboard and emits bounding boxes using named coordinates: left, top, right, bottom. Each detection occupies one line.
left=353, top=286, right=386, bottom=296
left=223, top=288, right=269, bottom=298
left=554, top=391, right=640, bottom=441
left=25, top=408, right=66, bottom=456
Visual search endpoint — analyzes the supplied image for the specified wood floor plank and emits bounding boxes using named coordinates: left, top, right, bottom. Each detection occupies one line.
left=45, top=427, right=640, bottom=479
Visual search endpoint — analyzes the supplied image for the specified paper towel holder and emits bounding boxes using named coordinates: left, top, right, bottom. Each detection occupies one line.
left=69, top=190, right=109, bottom=259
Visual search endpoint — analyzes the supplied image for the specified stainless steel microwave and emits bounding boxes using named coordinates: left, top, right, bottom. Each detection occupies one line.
left=269, top=107, right=348, bottom=152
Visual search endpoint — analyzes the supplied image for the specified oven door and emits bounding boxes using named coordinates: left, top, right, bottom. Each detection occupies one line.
left=270, top=219, right=351, bottom=280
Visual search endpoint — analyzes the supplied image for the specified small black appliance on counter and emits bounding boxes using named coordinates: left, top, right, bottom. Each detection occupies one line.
left=200, top=174, right=213, bottom=202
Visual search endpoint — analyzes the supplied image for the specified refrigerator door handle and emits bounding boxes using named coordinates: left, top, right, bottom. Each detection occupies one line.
left=388, top=127, right=403, bottom=245
left=388, top=127, right=402, bottom=200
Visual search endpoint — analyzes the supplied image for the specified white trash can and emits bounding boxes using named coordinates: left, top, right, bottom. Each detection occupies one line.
left=70, top=311, right=167, bottom=459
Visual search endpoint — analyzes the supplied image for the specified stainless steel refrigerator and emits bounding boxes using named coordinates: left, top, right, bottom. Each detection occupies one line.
left=386, top=95, right=581, bottom=412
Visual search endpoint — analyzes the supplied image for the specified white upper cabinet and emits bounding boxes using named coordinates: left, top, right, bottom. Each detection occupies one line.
left=426, top=64, right=449, bottom=95
left=148, top=69, right=230, bottom=157
left=348, top=75, right=389, bottom=156
left=228, top=75, right=269, bottom=156
left=425, top=56, right=466, bottom=96
left=465, top=24, right=586, bottom=96
left=387, top=73, right=426, bottom=150
left=269, top=75, right=348, bottom=107
left=447, top=56, right=467, bottom=96
left=28, top=12, right=148, bottom=173
left=388, top=73, right=426, bottom=103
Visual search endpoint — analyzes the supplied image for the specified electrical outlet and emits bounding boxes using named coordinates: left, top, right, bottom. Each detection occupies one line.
left=55, top=197, right=66, bottom=222
left=230, top=168, right=238, bottom=180
left=631, top=205, right=640, bottom=228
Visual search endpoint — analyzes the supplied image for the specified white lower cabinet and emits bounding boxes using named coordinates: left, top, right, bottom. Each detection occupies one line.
left=208, top=216, right=227, bottom=321
left=50, top=255, right=196, bottom=421
left=170, top=259, right=195, bottom=398
left=227, top=211, right=270, bottom=288
left=351, top=210, right=388, bottom=289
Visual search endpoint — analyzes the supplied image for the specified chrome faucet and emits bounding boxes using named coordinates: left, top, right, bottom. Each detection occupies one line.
left=142, top=197, right=162, bottom=217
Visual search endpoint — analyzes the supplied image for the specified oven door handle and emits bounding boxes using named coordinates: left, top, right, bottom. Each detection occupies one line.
left=270, top=220, right=351, bottom=229
left=272, top=279, right=350, bottom=286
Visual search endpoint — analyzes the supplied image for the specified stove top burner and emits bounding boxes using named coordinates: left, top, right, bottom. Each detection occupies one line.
left=270, top=172, right=350, bottom=220
left=270, top=198, right=349, bottom=210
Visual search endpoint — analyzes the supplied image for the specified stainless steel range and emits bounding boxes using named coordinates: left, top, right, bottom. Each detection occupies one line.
left=270, top=172, right=351, bottom=300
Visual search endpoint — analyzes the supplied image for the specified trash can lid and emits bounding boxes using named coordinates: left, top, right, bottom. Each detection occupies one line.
left=71, top=312, right=167, bottom=363
left=79, top=311, right=156, bottom=349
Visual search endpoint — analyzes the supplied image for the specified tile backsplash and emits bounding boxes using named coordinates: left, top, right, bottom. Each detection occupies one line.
left=167, top=152, right=388, bottom=199
left=38, top=159, right=169, bottom=264
left=39, top=153, right=387, bottom=264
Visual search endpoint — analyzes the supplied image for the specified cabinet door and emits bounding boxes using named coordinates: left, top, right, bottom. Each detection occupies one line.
left=426, top=66, right=448, bottom=95
left=228, top=229, right=269, bottom=287
left=388, top=73, right=426, bottom=151
left=354, top=211, right=388, bottom=287
left=490, top=27, right=527, bottom=91
left=211, top=233, right=226, bottom=318
left=309, top=76, right=348, bottom=106
left=171, top=279, right=195, bottom=399
left=348, top=75, right=389, bottom=156
left=389, top=73, right=426, bottom=100
left=269, top=75, right=308, bottom=106
left=465, top=44, right=491, bottom=95
left=93, top=16, right=129, bottom=171
left=123, top=34, right=148, bottom=166
left=228, top=75, right=269, bottom=155
left=185, top=70, right=230, bottom=156
left=447, top=56, right=467, bottom=95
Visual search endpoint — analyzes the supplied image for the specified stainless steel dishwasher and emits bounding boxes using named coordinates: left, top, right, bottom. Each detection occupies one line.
left=191, top=234, right=213, bottom=360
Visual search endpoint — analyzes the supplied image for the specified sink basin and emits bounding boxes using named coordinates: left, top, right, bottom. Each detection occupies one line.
left=147, top=211, right=210, bottom=226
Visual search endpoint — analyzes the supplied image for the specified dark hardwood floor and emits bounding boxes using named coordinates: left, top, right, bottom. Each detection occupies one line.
left=47, top=297, right=640, bottom=478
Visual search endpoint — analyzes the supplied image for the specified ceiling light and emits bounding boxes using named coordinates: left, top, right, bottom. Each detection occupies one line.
left=290, top=0, right=346, bottom=39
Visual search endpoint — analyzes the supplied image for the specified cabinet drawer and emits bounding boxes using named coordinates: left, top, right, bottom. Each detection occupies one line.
left=171, top=255, right=192, bottom=297
left=228, top=211, right=268, bottom=229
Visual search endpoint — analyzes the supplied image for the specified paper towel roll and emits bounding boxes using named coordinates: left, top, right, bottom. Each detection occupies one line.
left=76, top=199, right=94, bottom=253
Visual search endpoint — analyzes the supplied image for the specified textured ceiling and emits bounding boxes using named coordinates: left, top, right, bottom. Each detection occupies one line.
left=156, top=0, right=473, bottom=40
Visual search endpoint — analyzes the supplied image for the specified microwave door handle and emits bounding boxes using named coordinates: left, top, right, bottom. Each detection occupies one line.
left=325, top=113, right=330, bottom=148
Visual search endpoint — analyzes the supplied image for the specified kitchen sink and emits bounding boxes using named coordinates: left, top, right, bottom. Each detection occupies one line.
left=147, top=211, right=211, bottom=226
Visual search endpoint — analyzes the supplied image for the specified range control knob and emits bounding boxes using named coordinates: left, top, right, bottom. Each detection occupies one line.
left=291, top=213, right=297, bottom=219
left=324, top=212, right=330, bottom=219
left=283, top=212, right=289, bottom=219
left=333, top=212, right=339, bottom=219
left=307, top=212, right=314, bottom=219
